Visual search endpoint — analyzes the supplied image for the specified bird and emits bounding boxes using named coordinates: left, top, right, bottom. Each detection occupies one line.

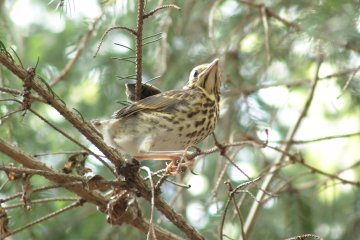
left=92, top=58, right=220, bottom=173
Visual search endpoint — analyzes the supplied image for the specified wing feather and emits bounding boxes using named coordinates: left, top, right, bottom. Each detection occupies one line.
left=113, top=89, right=186, bottom=118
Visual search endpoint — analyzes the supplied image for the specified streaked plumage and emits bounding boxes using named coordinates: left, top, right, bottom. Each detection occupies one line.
left=92, top=59, right=220, bottom=165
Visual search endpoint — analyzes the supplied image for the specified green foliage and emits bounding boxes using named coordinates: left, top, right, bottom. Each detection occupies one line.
left=1, top=0, right=360, bottom=239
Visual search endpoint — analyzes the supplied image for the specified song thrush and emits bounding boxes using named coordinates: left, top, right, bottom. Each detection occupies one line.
left=92, top=58, right=220, bottom=171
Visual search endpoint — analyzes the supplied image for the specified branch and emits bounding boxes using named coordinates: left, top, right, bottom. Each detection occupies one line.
left=238, top=0, right=360, bottom=54
left=50, top=13, right=103, bottom=86
left=242, top=50, right=324, bottom=239
left=0, top=140, right=107, bottom=206
left=143, top=4, right=180, bottom=19
left=0, top=48, right=203, bottom=240
left=118, top=171, right=205, bottom=240
left=224, top=65, right=360, bottom=96
left=0, top=144, right=187, bottom=240
left=298, top=160, right=360, bottom=186
left=135, top=0, right=145, bottom=101
left=0, top=51, right=125, bottom=168
left=94, top=26, right=137, bottom=57
left=273, top=131, right=360, bottom=144
left=1, top=199, right=85, bottom=239
left=3, top=197, right=79, bottom=209
left=239, top=0, right=300, bottom=30
left=0, top=86, right=45, bottom=103
left=260, top=5, right=271, bottom=65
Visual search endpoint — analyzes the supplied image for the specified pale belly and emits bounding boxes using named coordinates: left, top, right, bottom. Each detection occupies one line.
left=103, top=111, right=216, bottom=156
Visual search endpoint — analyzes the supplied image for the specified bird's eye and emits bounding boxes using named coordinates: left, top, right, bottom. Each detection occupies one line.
left=193, top=70, right=199, bottom=78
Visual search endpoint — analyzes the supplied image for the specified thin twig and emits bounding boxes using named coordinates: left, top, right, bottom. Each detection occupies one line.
left=114, top=43, right=136, bottom=53
left=3, top=197, right=79, bottom=209
left=219, top=192, right=232, bottom=240
left=141, top=167, right=157, bottom=240
left=0, top=106, right=24, bottom=121
left=225, top=65, right=360, bottom=96
left=337, top=69, right=357, bottom=99
left=29, top=108, right=116, bottom=176
left=260, top=5, right=271, bottom=66
left=239, top=0, right=299, bottom=30
left=225, top=181, right=246, bottom=240
left=1, top=199, right=84, bottom=239
left=0, top=86, right=45, bottom=102
left=94, top=26, right=137, bottom=57
left=142, top=37, right=163, bottom=46
left=242, top=48, right=324, bottom=239
left=187, top=139, right=265, bottom=160
left=299, top=160, right=360, bottom=186
left=116, top=74, right=137, bottom=80
left=208, top=0, right=220, bottom=51
left=143, top=4, right=180, bottom=19
left=0, top=178, right=9, bottom=192
left=143, top=32, right=163, bottom=40
left=272, top=131, right=360, bottom=145
left=0, top=183, right=80, bottom=203
left=50, top=13, right=103, bottom=86
left=112, top=57, right=136, bottom=65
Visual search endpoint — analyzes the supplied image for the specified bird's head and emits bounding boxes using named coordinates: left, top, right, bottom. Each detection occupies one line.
left=184, top=58, right=220, bottom=100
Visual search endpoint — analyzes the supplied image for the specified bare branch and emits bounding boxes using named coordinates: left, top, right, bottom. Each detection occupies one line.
left=0, top=86, right=45, bottom=102
left=0, top=51, right=125, bottom=168
left=134, top=0, right=145, bottom=101
left=50, top=14, right=103, bottom=86
left=273, top=131, right=360, bottom=145
left=143, top=4, right=180, bottom=19
left=1, top=199, right=85, bottom=239
left=94, top=26, right=137, bottom=58
left=260, top=5, right=271, bottom=66
left=243, top=49, right=324, bottom=239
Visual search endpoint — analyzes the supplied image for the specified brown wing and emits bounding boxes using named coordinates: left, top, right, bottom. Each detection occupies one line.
left=113, top=89, right=186, bottom=118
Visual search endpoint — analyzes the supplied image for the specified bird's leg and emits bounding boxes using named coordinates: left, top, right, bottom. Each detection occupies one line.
left=133, top=151, right=192, bottom=161
left=133, top=150, right=194, bottom=175
left=166, top=146, right=198, bottom=175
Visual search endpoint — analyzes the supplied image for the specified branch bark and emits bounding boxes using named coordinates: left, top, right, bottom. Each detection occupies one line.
left=0, top=50, right=204, bottom=240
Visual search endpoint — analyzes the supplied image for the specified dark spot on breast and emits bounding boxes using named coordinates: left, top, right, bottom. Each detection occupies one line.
left=203, top=100, right=215, bottom=108
left=159, top=124, right=173, bottom=131
left=178, top=126, right=184, bottom=131
left=194, top=118, right=206, bottom=127
left=186, top=131, right=198, bottom=138
left=187, top=111, right=199, bottom=118
left=208, top=107, right=215, bottom=115
left=206, top=121, right=212, bottom=130
left=172, top=121, right=180, bottom=124
left=186, top=123, right=191, bottom=128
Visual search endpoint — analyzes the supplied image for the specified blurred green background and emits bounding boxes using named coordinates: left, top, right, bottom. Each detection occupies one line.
left=1, top=0, right=360, bottom=239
